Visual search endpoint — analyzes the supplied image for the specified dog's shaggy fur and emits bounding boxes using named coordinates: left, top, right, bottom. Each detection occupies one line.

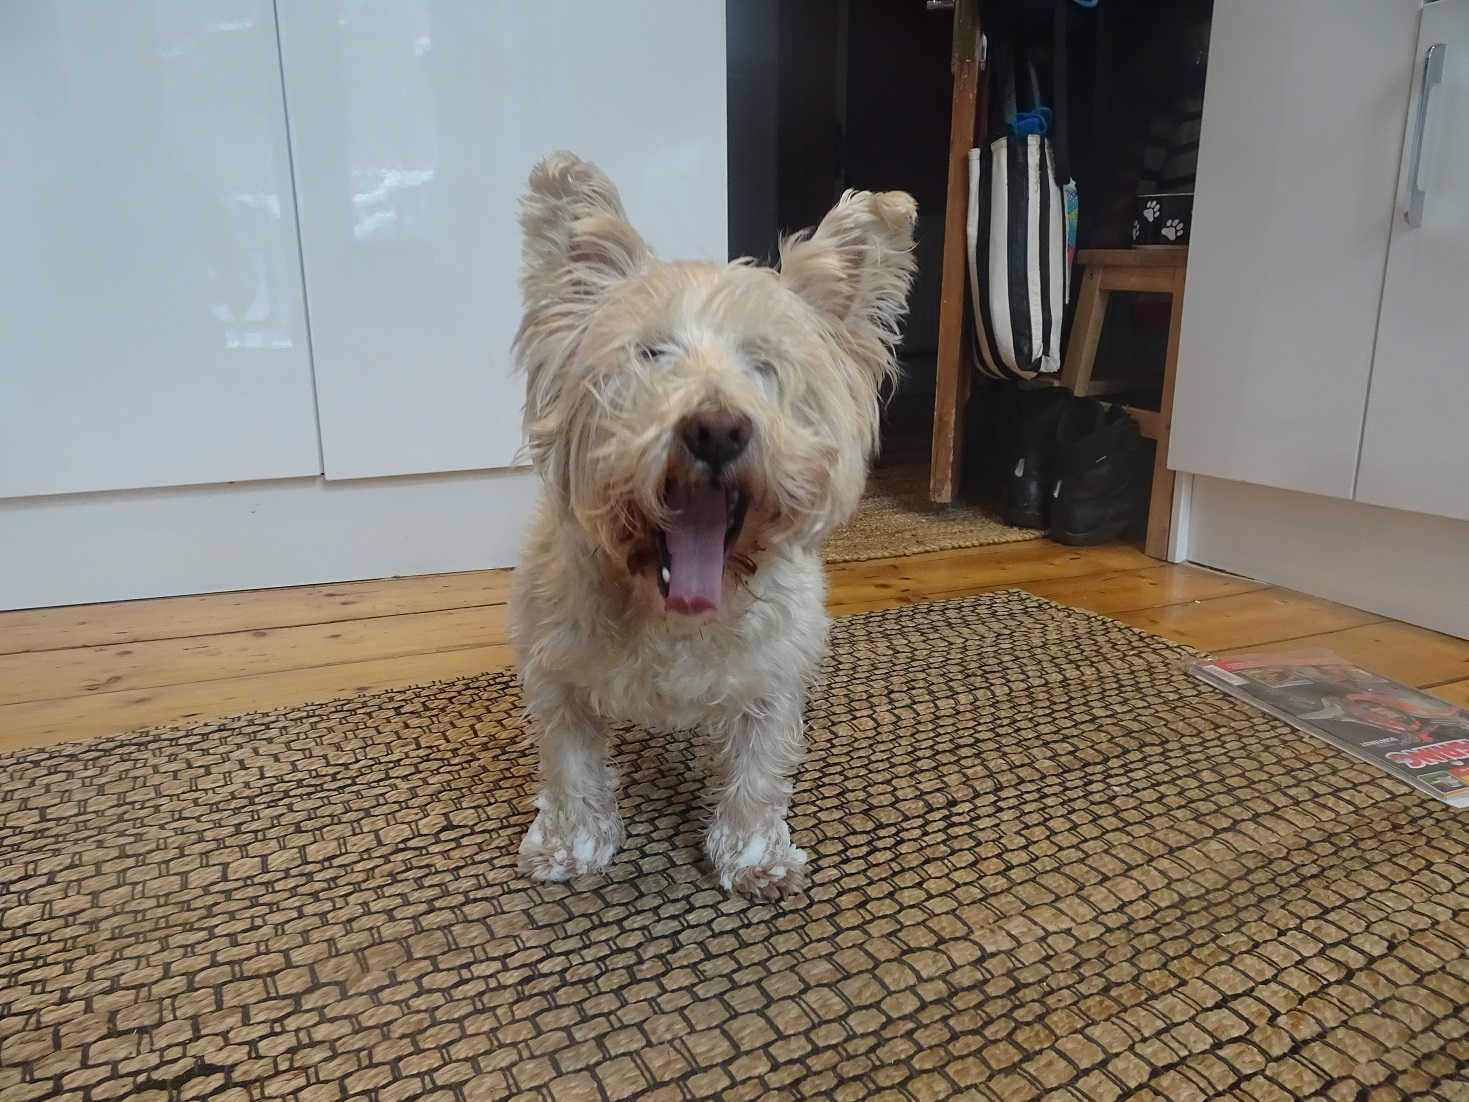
left=510, top=153, right=915, bottom=898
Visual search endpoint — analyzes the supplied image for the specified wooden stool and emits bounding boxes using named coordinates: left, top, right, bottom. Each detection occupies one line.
left=1056, top=246, right=1188, bottom=558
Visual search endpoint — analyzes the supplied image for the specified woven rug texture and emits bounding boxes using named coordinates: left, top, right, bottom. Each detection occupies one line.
left=821, top=463, right=1041, bottom=564
left=3, top=591, right=1467, bottom=1102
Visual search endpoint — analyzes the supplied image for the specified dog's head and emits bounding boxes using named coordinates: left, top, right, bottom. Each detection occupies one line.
left=515, top=152, right=916, bottom=615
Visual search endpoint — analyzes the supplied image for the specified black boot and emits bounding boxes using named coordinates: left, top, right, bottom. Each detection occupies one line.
left=1048, top=402, right=1150, bottom=546
left=966, top=382, right=1020, bottom=506
left=1002, top=388, right=1073, bottom=529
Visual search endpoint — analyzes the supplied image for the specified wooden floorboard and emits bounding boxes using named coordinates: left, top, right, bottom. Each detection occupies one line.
left=0, top=539, right=1463, bottom=752
left=824, top=541, right=1155, bottom=615
left=1432, top=679, right=1469, bottom=708
left=1222, top=619, right=1469, bottom=689
left=0, top=604, right=511, bottom=707
left=1109, top=588, right=1383, bottom=653
left=1017, top=564, right=1267, bottom=615
left=0, top=569, right=512, bottom=654
left=826, top=562, right=1261, bottom=619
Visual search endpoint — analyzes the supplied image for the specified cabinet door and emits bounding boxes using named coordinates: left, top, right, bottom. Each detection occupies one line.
left=1167, top=0, right=1420, bottom=499
left=275, top=1, right=728, bottom=481
left=1355, top=0, right=1469, bottom=522
left=0, top=2, right=321, bottom=499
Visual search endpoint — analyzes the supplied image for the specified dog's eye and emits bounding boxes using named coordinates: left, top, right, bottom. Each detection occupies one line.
left=636, top=343, right=665, bottom=364
left=740, top=358, right=775, bottom=384
left=752, top=357, right=780, bottom=393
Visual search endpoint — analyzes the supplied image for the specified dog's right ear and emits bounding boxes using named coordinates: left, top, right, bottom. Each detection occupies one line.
left=515, top=154, right=650, bottom=497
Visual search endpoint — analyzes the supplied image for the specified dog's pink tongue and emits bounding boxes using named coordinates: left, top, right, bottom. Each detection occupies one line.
left=665, top=484, right=727, bottom=614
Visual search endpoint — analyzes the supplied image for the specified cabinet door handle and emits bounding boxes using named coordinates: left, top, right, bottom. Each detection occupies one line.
left=1405, top=43, right=1446, bottom=227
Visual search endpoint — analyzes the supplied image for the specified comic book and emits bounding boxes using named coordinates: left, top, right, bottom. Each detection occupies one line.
left=1187, top=651, right=1469, bottom=807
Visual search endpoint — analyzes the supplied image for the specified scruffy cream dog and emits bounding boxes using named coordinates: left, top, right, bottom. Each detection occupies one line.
left=510, top=153, right=915, bottom=899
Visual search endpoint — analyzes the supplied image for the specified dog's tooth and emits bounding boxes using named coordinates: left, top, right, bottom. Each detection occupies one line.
left=660, top=566, right=671, bottom=584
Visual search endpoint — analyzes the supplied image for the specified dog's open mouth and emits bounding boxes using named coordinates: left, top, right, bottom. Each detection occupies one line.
left=654, top=482, right=748, bottom=614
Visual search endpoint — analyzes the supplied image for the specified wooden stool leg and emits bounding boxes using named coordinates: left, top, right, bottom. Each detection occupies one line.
left=1059, top=267, right=1106, bottom=397
left=1144, top=265, right=1188, bottom=559
left=929, top=0, right=980, bottom=505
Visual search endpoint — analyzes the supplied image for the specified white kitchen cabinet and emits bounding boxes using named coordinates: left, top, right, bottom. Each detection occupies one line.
left=1168, top=0, right=1420, bottom=500
left=0, top=1, right=322, bottom=499
left=274, top=0, right=728, bottom=480
left=1178, top=1, right=1469, bottom=639
left=0, top=2, right=730, bottom=608
left=1355, top=0, right=1469, bottom=522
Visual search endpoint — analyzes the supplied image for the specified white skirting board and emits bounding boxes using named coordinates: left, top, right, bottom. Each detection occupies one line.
left=1187, top=476, right=1469, bottom=641
left=0, top=468, right=540, bottom=611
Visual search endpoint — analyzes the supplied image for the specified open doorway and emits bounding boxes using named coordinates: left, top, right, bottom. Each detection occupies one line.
left=727, top=2, right=1003, bottom=561
left=727, top=0, right=1215, bottom=559
left=727, top=0, right=949, bottom=423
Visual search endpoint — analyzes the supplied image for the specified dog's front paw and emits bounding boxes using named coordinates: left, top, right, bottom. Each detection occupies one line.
left=730, top=858, right=807, bottom=901
left=707, top=822, right=808, bottom=901
left=517, top=798, right=624, bottom=882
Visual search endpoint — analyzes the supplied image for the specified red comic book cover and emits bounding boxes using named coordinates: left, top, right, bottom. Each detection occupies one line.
left=1189, top=651, right=1469, bottom=806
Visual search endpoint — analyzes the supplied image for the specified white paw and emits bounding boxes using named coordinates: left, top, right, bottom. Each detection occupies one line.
left=730, top=859, right=807, bottom=901
left=1143, top=198, right=1161, bottom=222
left=1160, top=217, right=1185, bottom=241
left=517, top=798, right=624, bottom=882
left=707, top=822, right=808, bottom=901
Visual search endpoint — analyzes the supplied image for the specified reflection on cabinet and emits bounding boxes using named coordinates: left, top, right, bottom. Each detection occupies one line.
left=275, top=0, right=728, bottom=480
left=0, top=1, right=322, bottom=499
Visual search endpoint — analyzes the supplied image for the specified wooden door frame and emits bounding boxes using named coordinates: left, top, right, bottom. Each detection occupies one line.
left=928, top=0, right=982, bottom=505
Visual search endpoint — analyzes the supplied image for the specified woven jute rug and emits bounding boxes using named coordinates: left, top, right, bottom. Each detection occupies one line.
left=4, top=592, right=1467, bottom=1102
left=821, top=392, right=1042, bottom=564
left=822, top=464, right=1041, bottom=564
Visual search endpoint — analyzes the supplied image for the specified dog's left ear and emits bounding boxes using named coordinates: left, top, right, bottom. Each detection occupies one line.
left=778, top=190, right=918, bottom=383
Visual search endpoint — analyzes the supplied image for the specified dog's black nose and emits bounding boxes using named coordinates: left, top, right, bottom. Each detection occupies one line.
left=680, top=409, right=752, bottom=470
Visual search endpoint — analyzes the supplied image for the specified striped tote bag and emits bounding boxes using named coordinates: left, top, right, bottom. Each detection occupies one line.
left=966, top=133, right=1071, bottom=381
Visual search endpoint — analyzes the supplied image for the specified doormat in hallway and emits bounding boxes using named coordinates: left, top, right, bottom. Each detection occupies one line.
left=822, top=462, right=1041, bottom=564
left=4, top=592, right=1468, bottom=1101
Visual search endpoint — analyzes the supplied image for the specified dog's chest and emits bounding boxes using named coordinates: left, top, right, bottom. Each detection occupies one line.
left=592, top=620, right=795, bottom=732
left=593, top=572, right=827, bottom=732
left=516, top=542, right=830, bottom=732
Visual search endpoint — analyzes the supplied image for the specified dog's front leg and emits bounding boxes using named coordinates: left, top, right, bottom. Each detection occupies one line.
left=517, top=675, right=624, bottom=881
left=705, top=696, right=808, bottom=900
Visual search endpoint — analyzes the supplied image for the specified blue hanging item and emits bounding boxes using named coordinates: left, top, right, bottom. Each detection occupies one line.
left=1008, top=106, right=1052, bottom=138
